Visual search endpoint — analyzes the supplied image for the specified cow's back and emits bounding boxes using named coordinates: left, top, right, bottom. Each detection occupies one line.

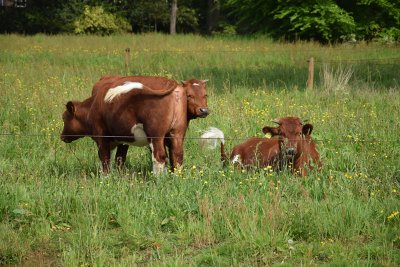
left=231, top=138, right=280, bottom=167
left=92, top=75, right=178, bottom=96
left=92, top=75, right=124, bottom=95
left=88, top=77, right=184, bottom=143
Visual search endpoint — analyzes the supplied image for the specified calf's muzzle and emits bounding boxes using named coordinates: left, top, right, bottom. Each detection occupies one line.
left=286, top=147, right=297, bottom=156
left=199, top=107, right=209, bottom=117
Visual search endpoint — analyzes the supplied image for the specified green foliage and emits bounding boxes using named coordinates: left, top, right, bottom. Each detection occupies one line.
left=377, top=27, right=400, bottom=43
left=226, top=0, right=400, bottom=42
left=273, top=1, right=355, bottom=42
left=125, top=0, right=170, bottom=32
left=227, top=0, right=356, bottom=42
left=73, top=5, right=131, bottom=35
left=0, top=0, right=399, bottom=42
left=347, top=0, right=400, bottom=41
left=225, top=0, right=275, bottom=34
left=176, top=6, right=200, bottom=33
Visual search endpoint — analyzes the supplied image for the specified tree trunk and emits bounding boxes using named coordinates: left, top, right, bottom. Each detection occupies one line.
left=170, top=0, right=178, bottom=35
left=207, top=0, right=220, bottom=34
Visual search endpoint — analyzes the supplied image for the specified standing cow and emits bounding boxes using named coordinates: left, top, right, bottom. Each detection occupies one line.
left=61, top=75, right=209, bottom=175
left=201, top=116, right=321, bottom=176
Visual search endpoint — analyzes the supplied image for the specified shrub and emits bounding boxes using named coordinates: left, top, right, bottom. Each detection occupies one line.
left=73, top=5, right=131, bottom=35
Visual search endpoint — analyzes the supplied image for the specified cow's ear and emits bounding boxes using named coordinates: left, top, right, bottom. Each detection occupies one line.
left=262, top=126, right=279, bottom=135
left=302, top=124, right=313, bottom=135
left=66, top=101, right=75, bottom=115
left=202, top=79, right=208, bottom=83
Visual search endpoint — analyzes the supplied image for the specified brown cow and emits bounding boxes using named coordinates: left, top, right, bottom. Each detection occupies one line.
left=201, top=117, right=321, bottom=176
left=61, top=75, right=209, bottom=175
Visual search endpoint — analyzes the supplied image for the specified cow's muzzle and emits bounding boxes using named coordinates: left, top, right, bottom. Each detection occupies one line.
left=286, top=147, right=296, bottom=156
left=198, top=107, right=209, bottom=117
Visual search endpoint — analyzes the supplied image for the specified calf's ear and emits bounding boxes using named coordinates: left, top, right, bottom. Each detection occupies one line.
left=302, top=124, right=313, bottom=135
left=262, top=126, right=279, bottom=135
left=66, top=101, right=75, bottom=115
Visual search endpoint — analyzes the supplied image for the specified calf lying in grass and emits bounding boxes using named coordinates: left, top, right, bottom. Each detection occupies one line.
left=201, top=117, right=321, bottom=176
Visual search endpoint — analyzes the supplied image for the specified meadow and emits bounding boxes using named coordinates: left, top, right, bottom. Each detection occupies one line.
left=0, top=34, right=399, bottom=266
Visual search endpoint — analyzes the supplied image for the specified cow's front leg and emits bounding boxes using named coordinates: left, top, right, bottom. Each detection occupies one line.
left=96, top=139, right=111, bottom=174
left=149, top=138, right=167, bottom=175
left=169, top=134, right=184, bottom=171
left=115, top=144, right=129, bottom=169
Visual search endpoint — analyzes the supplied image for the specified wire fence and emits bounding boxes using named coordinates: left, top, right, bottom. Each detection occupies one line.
left=2, top=48, right=399, bottom=150
left=0, top=133, right=399, bottom=144
left=315, top=58, right=400, bottom=64
left=122, top=46, right=400, bottom=53
left=120, top=47, right=400, bottom=65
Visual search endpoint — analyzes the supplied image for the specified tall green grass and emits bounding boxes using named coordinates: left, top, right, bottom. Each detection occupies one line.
left=0, top=34, right=399, bottom=266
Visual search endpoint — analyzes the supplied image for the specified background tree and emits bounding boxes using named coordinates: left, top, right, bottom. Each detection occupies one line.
left=226, top=0, right=356, bottom=42
left=170, top=0, right=177, bottom=34
left=226, top=0, right=399, bottom=42
left=336, top=0, right=400, bottom=41
left=0, top=0, right=398, bottom=42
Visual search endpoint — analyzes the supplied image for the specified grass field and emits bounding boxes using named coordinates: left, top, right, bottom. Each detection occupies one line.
left=0, top=34, right=399, bottom=266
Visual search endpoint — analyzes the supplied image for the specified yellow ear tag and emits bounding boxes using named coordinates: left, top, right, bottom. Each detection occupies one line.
left=264, top=133, right=272, bottom=139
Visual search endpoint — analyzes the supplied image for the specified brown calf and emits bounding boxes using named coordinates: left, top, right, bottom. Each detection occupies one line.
left=262, top=116, right=321, bottom=176
left=201, top=117, right=321, bottom=176
left=61, top=75, right=209, bottom=175
left=200, top=127, right=281, bottom=169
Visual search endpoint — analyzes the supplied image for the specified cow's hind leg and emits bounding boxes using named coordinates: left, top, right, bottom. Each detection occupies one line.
left=169, top=135, right=184, bottom=172
left=149, top=138, right=167, bottom=175
left=115, top=144, right=129, bottom=169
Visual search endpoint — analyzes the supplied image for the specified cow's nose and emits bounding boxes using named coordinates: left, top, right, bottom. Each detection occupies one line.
left=199, top=108, right=209, bottom=116
left=286, top=147, right=296, bottom=155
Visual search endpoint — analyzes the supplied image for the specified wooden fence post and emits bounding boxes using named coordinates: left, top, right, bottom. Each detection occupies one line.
left=124, top=48, right=130, bottom=75
left=307, top=57, right=314, bottom=90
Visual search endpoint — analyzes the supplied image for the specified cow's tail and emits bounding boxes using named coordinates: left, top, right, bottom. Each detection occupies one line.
left=200, top=127, right=228, bottom=163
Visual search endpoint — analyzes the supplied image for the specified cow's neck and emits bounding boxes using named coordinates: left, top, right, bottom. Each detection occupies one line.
left=169, top=87, right=188, bottom=130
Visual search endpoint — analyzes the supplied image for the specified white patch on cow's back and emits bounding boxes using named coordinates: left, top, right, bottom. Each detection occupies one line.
left=129, top=123, right=149, bottom=147
left=149, top=143, right=167, bottom=175
left=193, top=83, right=199, bottom=86
left=104, top=81, right=143, bottom=103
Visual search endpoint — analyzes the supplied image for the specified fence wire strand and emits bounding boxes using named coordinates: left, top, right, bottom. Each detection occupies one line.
left=0, top=132, right=399, bottom=144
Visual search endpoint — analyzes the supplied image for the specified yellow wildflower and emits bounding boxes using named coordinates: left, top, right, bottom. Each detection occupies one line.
left=388, top=211, right=399, bottom=220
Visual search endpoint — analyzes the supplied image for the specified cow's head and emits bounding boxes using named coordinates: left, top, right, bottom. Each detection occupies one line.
left=182, top=79, right=209, bottom=119
left=262, top=116, right=313, bottom=156
left=61, top=101, right=88, bottom=143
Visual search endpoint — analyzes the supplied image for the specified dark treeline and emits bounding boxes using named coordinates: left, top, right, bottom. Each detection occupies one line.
left=1, top=0, right=399, bottom=43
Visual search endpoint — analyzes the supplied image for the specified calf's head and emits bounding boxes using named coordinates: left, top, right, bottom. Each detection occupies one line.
left=262, top=116, right=313, bottom=156
left=61, top=101, right=88, bottom=143
left=182, top=79, right=209, bottom=119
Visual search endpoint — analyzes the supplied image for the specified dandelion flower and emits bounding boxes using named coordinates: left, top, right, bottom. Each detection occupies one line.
left=388, top=211, right=399, bottom=220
